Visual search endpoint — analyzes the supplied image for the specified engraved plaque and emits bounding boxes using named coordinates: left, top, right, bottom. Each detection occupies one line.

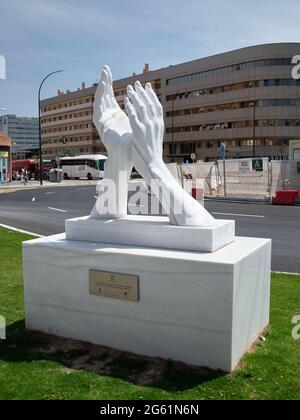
left=89, top=270, right=139, bottom=302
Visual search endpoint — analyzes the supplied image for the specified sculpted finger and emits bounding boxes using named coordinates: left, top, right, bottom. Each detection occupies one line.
left=124, top=97, right=144, bottom=135
left=127, top=85, right=150, bottom=123
left=94, top=76, right=106, bottom=108
left=135, top=81, right=156, bottom=119
left=101, top=68, right=109, bottom=84
left=98, top=81, right=110, bottom=110
left=145, top=83, right=163, bottom=117
left=102, top=70, right=113, bottom=108
left=94, top=81, right=106, bottom=116
left=103, top=65, right=117, bottom=108
left=103, top=65, right=112, bottom=83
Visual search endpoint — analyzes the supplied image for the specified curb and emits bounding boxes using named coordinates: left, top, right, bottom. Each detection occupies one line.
left=205, top=196, right=271, bottom=204
left=0, top=223, right=43, bottom=237
left=273, top=271, right=300, bottom=276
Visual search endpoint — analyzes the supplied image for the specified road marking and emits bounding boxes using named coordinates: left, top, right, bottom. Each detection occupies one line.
left=77, top=188, right=89, bottom=191
left=212, top=212, right=265, bottom=218
left=0, top=223, right=43, bottom=237
left=48, top=207, right=67, bottom=213
left=45, top=192, right=55, bottom=195
left=128, top=204, right=145, bottom=208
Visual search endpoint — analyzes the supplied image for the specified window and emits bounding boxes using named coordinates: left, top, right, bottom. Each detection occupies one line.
left=166, top=100, right=259, bottom=118
left=263, top=99, right=300, bottom=107
left=169, top=143, right=177, bottom=155
left=264, top=79, right=300, bottom=87
left=87, top=160, right=97, bottom=169
left=98, top=159, right=106, bottom=171
left=240, top=140, right=254, bottom=147
left=166, top=58, right=292, bottom=85
left=180, top=143, right=196, bottom=154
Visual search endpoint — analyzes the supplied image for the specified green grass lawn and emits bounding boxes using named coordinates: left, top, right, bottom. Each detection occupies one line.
left=0, top=227, right=299, bottom=400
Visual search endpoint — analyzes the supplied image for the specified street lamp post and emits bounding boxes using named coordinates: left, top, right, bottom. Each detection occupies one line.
left=252, top=101, right=257, bottom=158
left=171, top=96, right=175, bottom=162
left=171, top=92, right=180, bottom=162
left=38, top=70, right=64, bottom=186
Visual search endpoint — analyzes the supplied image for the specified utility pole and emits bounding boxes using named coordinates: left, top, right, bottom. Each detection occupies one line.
left=170, top=92, right=180, bottom=162
left=171, top=96, right=175, bottom=162
left=38, top=70, right=64, bottom=186
left=221, top=142, right=227, bottom=197
left=252, top=101, right=257, bottom=158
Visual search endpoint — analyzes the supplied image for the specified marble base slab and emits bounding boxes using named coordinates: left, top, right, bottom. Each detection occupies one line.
left=23, top=234, right=271, bottom=372
left=65, top=215, right=235, bottom=253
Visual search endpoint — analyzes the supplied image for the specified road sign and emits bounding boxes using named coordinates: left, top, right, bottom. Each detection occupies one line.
left=220, top=143, right=226, bottom=159
left=239, top=160, right=251, bottom=173
left=191, top=153, right=196, bottom=162
left=252, top=159, right=263, bottom=172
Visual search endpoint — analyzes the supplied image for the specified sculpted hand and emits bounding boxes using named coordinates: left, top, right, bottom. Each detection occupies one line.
left=125, top=83, right=216, bottom=227
left=91, top=66, right=133, bottom=219
left=125, top=81, right=164, bottom=168
left=93, top=66, right=132, bottom=154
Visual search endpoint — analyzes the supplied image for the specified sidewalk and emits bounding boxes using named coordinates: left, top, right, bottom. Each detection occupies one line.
left=0, top=179, right=99, bottom=194
left=0, top=178, right=146, bottom=195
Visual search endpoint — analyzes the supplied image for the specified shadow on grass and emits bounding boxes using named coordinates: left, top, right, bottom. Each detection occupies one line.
left=0, top=320, right=226, bottom=391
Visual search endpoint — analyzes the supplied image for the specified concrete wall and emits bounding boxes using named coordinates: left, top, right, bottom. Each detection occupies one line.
left=166, top=158, right=300, bottom=198
left=271, top=161, right=300, bottom=195
left=289, top=140, right=300, bottom=160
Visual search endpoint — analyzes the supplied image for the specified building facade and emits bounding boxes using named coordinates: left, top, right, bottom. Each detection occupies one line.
left=0, top=133, right=12, bottom=182
left=41, top=43, right=300, bottom=162
left=40, top=83, right=104, bottom=159
left=289, top=140, right=300, bottom=159
left=0, top=114, right=39, bottom=159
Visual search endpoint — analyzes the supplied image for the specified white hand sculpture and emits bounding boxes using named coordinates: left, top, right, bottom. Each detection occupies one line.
left=91, top=66, right=133, bottom=219
left=125, top=82, right=217, bottom=227
left=91, top=65, right=216, bottom=227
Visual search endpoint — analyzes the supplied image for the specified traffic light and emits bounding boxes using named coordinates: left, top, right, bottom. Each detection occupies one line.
left=62, top=137, right=68, bottom=145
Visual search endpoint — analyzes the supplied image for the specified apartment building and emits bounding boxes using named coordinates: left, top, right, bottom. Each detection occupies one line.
left=0, top=114, right=39, bottom=159
left=41, top=43, right=300, bottom=162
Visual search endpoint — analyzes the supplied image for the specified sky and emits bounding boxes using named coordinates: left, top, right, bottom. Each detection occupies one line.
left=0, top=0, right=300, bottom=117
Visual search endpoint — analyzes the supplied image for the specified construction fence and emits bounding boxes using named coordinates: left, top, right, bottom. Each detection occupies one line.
left=166, top=159, right=300, bottom=200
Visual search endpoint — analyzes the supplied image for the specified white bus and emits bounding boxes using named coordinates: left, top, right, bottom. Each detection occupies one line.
left=60, top=155, right=107, bottom=180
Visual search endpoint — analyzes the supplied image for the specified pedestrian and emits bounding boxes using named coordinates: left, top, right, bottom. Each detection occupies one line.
left=0, top=170, right=3, bottom=184
left=22, top=169, right=28, bottom=186
left=22, top=169, right=28, bottom=185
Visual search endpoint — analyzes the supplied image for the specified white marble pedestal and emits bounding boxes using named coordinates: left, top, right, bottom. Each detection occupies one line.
left=66, top=215, right=235, bottom=253
left=23, top=234, right=271, bottom=373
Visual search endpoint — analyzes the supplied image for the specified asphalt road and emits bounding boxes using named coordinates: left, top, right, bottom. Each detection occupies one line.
left=0, top=185, right=299, bottom=273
